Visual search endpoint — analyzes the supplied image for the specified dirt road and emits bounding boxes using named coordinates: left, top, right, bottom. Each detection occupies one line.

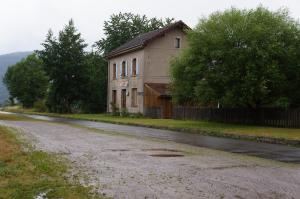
left=1, top=120, right=299, bottom=199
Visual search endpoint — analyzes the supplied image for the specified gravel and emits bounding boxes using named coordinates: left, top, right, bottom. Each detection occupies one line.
left=1, top=120, right=300, bottom=199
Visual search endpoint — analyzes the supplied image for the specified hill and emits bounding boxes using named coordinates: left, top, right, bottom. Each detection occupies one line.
left=0, top=52, right=32, bottom=105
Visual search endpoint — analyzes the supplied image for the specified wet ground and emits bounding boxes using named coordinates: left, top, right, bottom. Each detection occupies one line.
left=3, top=111, right=300, bottom=163
left=0, top=120, right=300, bottom=199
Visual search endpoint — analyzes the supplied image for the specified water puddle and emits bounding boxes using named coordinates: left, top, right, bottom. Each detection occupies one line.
left=143, top=148, right=181, bottom=153
left=110, top=149, right=131, bottom=152
left=150, top=154, right=184, bottom=157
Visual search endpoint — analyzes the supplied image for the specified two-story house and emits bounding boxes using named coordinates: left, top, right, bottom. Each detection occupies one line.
left=106, top=21, right=189, bottom=118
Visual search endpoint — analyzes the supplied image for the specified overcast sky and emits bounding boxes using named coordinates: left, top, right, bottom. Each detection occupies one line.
left=0, top=0, right=299, bottom=55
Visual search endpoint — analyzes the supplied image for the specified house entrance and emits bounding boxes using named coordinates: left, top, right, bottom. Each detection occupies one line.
left=121, top=89, right=126, bottom=108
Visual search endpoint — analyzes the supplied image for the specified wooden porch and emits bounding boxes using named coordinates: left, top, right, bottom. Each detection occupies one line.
left=144, top=83, right=172, bottom=118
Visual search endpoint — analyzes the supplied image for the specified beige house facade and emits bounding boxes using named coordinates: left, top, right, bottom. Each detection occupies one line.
left=107, top=21, right=189, bottom=116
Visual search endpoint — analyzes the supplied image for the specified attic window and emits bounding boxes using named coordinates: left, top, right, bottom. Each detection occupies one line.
left=175, top=37, right=181, bottom=48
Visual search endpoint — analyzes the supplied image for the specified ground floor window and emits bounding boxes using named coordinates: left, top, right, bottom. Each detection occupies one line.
left=131, top=88, right=137, bottom=107
left=121, top=89, right=126, bottom=108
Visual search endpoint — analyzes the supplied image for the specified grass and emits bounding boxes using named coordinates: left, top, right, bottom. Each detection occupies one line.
left=2, top=106, right=300, bottom=145
left=0, top=125, right=106, bottom=199
left=0, top=112, right=33, bottom=121
left=59, top=114, right=300, bottom=140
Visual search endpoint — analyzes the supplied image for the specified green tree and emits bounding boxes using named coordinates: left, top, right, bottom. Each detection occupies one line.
left=82, top=52, right=107, bottom=113
left=171, top=7, right=300, bottom=108
left=3, top=54, right=48, bottom=108
left=38, top=20, right=88, bottom=113
left=96, top=12, right=174, bottom=54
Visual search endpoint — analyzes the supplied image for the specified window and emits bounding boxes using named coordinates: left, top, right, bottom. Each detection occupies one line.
left=122, top=61, right=126, bottom=78
left=112, top=90, right=117, bottom=105
left=132, top=58, right=137, bottom=76
left=121, top=89, right=126, bottom=108
left=175, top=37, right=181, bottom=48
left=112, top=63, right=116, bottom=80
left=131, top=88, right=137, bottom=107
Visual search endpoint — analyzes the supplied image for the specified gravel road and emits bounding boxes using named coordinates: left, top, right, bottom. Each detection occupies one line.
left=1, top=120, right=300, bottom=199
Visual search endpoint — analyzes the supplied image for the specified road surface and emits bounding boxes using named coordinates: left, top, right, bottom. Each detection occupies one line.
left=0, top=118, right=299, bottom=199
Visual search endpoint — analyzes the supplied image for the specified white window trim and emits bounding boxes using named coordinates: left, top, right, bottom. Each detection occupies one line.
left=130, top=58, right=132, bottom=76
left=115, top=63, right=118, bottom=79
left=125, top=60, right=128, bottom=77
left=136, top=57, right=139, bottom=76
left=119, top=61, right=123, bottom=77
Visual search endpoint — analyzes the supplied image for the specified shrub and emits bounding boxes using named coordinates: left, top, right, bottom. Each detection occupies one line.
left=129, top=112, right=144, bottom=118
left=110, top=102, right=119, bottom=116
left=120, top=108, right=129, bottom=117
left=33, top=100, right=47, bottom=112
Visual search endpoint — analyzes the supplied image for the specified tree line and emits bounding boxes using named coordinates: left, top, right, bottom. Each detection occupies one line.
left=4, top=7, right=300, bottom=113
left=3, top=13, right=172, bottom=113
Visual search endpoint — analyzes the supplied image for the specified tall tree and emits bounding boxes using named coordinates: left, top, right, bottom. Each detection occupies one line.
left=82, top=51, right=107, bottom=113
left=171, top=7, right=300, bottom=108
left=38, top=20, right=88, bottom=113
left=96, top=12, right=174, bottom=54
left=3, top=54, right=48, bottom=108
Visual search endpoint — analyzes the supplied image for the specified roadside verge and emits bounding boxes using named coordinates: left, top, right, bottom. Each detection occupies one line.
left=3, top=108, right=300, bottom=147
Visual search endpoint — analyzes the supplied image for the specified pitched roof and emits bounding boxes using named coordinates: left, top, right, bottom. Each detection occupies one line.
left=107, top=20, right=190, bottom=58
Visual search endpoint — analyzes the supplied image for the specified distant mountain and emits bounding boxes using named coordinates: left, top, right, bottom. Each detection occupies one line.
left=0, top=51, right=32, bottom=105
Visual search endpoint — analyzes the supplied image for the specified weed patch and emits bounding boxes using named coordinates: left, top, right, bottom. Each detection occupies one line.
left=0, top=126, right=106, bottom=199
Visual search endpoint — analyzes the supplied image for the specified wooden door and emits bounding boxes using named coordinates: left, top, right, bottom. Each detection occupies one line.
left=121, top=89, right=126, bottom=108
left=161, top=98, right=172, bottom=118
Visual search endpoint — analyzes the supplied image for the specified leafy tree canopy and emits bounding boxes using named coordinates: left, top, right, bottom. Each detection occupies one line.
left=82, top=51, right=107, bottom=113
left=171, top=7, right=300, bottom=108
left=96, top=12, right=174, bottom=54
left=38, top=20, right=88, bottom=113
left=3, top=54, right=48, bottom=108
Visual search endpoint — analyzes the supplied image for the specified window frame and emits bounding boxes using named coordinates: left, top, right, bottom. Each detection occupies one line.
left=121, top=89, right=127, bottom=108
left=132, top=58, right=137, bottom=77
left=175, top=37, right=181, bottom=48
left=121, top=61, right=126, bottom=78
left=112, top=63, right=117, bottom=80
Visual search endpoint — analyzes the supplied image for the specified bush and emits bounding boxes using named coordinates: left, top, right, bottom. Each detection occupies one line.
left=110, top=102, right=119, bottom=116
left=273, top=97, right=290, bottom=108
left=129, top=112, right=144, bottom=118
left=120, top=108, right=129, bottom=117
left=33, top=99, right=47, bottom=112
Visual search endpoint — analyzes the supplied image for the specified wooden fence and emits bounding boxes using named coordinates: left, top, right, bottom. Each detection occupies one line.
left=144, top=107, right=162, bottom=119
left=172, top=107, right=300, bottom=128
